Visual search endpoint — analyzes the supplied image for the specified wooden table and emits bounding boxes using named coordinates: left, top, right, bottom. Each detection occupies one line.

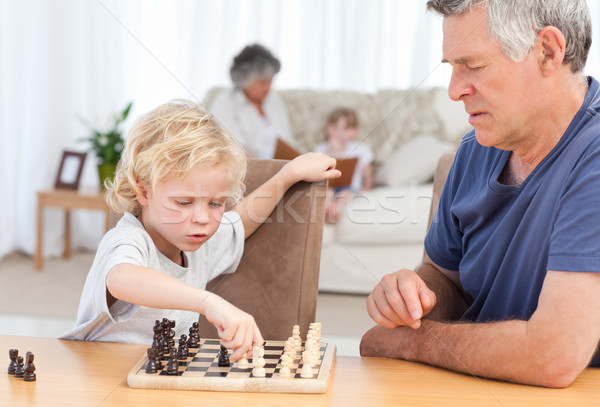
left=2, top=335, right=599, bottom=406
left=35, top=189, right=110, bottom=270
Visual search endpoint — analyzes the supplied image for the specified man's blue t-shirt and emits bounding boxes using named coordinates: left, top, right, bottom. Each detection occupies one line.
left=425, top=77, right=600, bottom=367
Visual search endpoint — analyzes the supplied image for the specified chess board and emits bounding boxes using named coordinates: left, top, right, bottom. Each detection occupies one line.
left=127, top=338, right=337, bottom=393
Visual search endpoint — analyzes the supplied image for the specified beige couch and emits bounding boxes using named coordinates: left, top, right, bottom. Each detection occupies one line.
left=204, top=87, right=471, bottom=294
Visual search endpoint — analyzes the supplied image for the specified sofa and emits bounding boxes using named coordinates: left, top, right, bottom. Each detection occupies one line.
left=204, top=87, right=471, bottom=294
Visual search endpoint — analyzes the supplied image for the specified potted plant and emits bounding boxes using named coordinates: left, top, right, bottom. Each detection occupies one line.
left=79, top=102, right=133, bottom=189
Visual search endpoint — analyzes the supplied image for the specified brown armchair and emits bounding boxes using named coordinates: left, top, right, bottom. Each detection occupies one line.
left=108, top=159, right=327, bottom=340
left=198, top=159, right=326, bottom=340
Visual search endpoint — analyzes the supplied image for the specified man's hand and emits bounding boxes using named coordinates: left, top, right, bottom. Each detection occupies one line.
left=366, top=269, right=437, bottom=329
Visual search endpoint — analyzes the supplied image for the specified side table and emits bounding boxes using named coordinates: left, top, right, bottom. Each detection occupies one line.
left=35, top=189, right=110, bottom=270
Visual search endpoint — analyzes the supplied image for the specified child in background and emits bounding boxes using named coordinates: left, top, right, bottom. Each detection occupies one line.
left=314, top=107, right=374, bottom=223
left=60, top=100, right=340, bottom=361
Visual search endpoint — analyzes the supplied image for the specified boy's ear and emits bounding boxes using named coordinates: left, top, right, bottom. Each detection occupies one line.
left=136, top=180, right=149, bottom=206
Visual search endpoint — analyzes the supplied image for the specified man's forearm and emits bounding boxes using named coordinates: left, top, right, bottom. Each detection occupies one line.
left=361, top=319, right=581, bottom=388
left=415, top=261, right=470, bottom=321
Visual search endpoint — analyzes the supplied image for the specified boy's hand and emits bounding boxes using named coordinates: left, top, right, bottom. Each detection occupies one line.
left=201, top=294, right=264, bottom=361
left=282, top=152, right=341, bottom=184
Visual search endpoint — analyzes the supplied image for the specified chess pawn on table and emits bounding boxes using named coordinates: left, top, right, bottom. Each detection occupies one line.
left=177, top=334, right=189, bottom=360
left=166, top=348, right=179, bottom=375
left=236, top=352, right=249, bottom=369
left=251, top=346, right=266, bottom=378
left=14, top=356, right=25, bottom=378
left=279, top=353, right=291, bottom=378
left=292, top=325, right=302, bottom=351
left=8, top=348, right=18, bottom=374
left=23, top=352, right=36, bottom=382
left=146, top=348, right=158, bottom=374
left=300, top=351, right=314, bottom=379
left=187, top=322, right=200, bottom=348
left=218, top=345, right=230, bottom=367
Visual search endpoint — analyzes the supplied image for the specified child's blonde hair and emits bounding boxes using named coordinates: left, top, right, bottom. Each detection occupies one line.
left=105, top=100, right=247, bottom=216
left=326, top=107, right=359, bottom=128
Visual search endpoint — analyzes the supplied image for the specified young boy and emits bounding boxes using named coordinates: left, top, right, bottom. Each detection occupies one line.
left=60, top=100, right=339, bottom=361
left=314, top=107, right=374, bottom=223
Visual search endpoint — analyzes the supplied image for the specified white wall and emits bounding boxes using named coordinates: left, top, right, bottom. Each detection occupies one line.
left=0, top=0, right=599, bottom=259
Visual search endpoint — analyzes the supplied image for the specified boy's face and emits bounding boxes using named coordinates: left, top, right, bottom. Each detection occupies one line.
left=327, top=118, right=358, bottom=144
left=137, top=164, right=232, bottom=264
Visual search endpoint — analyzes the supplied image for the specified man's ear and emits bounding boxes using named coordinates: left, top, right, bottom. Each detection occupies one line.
left=136, top=180, right=149, bottom=206
left=537, top=26, right=566, bottom=76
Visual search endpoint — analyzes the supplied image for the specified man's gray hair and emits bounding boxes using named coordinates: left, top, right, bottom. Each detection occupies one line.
left=229, top=44, right=281, bottom=88
left=426, top=0, right=592, bottom=73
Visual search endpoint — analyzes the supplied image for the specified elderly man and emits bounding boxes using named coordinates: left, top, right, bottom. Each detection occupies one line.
left=360, top=0, right=600, bottom=388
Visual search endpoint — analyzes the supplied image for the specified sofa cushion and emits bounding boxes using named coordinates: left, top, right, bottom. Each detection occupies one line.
left=375, top=134, right=456, bottom=186
left=334, top=184, right=433, bottom=245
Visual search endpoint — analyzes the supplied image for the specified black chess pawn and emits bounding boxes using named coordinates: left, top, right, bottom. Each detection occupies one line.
left=14, top=356, right=24, bottom=378
left=177, top=334, right=188, bottom=360
left=8, top=349, right=18, bottom=374
left=187, top=322, right=200, bottom=348
left=161, top=334, right=170, bottom=360
left=23, top=352, right=36, bottom=382
left=218, top=345, right=230, bottom=367
left=167, top=329, right=176, bottom=349
left=152, top=332, right=163, bottom=358
left=145, top=348, right=158, bottom=374
left=166, top=348, right=179, bottom=375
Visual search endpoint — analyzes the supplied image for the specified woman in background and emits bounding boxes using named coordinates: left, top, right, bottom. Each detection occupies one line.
left=210, top=44, right=294, bottom=158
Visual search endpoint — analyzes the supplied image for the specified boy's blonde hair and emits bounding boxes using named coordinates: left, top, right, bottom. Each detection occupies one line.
left=105, top=100, right=247, bottom=216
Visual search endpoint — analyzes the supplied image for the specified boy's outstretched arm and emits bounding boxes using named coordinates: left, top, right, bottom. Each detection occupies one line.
left=234, top=152, right=340, bottom=239
left=106, top=264, right=263, bottom=360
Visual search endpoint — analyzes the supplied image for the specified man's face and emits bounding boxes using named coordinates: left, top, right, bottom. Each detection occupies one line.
left=442, top=7, right=541, bottom=151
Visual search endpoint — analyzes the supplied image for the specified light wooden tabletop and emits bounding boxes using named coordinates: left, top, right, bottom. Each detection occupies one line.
left=2, top=335, right=599, bottom=406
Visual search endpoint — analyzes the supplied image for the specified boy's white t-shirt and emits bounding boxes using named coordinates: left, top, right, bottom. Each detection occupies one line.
left=59, top=211, right=245, bottom=343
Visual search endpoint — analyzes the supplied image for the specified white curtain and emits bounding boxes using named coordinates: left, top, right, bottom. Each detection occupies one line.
left=1, top=0, right=599, bottom=260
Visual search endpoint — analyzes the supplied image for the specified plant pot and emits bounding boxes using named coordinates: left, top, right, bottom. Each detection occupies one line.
left=98, top=163, right=117, bottom=190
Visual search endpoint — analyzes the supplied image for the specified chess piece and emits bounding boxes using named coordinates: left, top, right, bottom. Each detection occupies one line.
left=146, top=348, right=158, bottom=374
left=23, top=352, right=36, bottom=382
left=279, top=354, right=291, bottom=378
left=292, top=325, right=302, bottom=352
left=152, top=331, right=163, bottom=358
left=300, top=351, right=313, bottom=379
left=251, top=346, right=266, bottom=378
left=8, top=349, right=18, bottom=374
left=161, top=333, right=170, bottom=359
left=167, top=329, right=176, bottom=350
left=237, top=353, right=249, bottom=369
left=166, top=348, right=179, bottom=375
left=217, top=345, right=230, bottom=367
left=177, top=334, right=189, bottom=360
left=14, top=356, right=24, bottom=378
left=187, top=322, right=200, bottom=348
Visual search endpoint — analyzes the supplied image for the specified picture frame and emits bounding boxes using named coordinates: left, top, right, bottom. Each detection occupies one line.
left=54, top=150, right=87, bottom=190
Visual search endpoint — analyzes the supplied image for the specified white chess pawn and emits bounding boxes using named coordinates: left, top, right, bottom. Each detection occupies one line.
left=252, top=346, right=266, bottom=378
left=237, top=352, right=249, bottom=368
left=283, top=337, right=294, bottom=353
left=292, top=325, right=302, bottom=351
left=279, top=354, right=291, bottom=378
left=305, top=335, right=314, bottom=357
left=300, top=351, right=313, bottom=379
